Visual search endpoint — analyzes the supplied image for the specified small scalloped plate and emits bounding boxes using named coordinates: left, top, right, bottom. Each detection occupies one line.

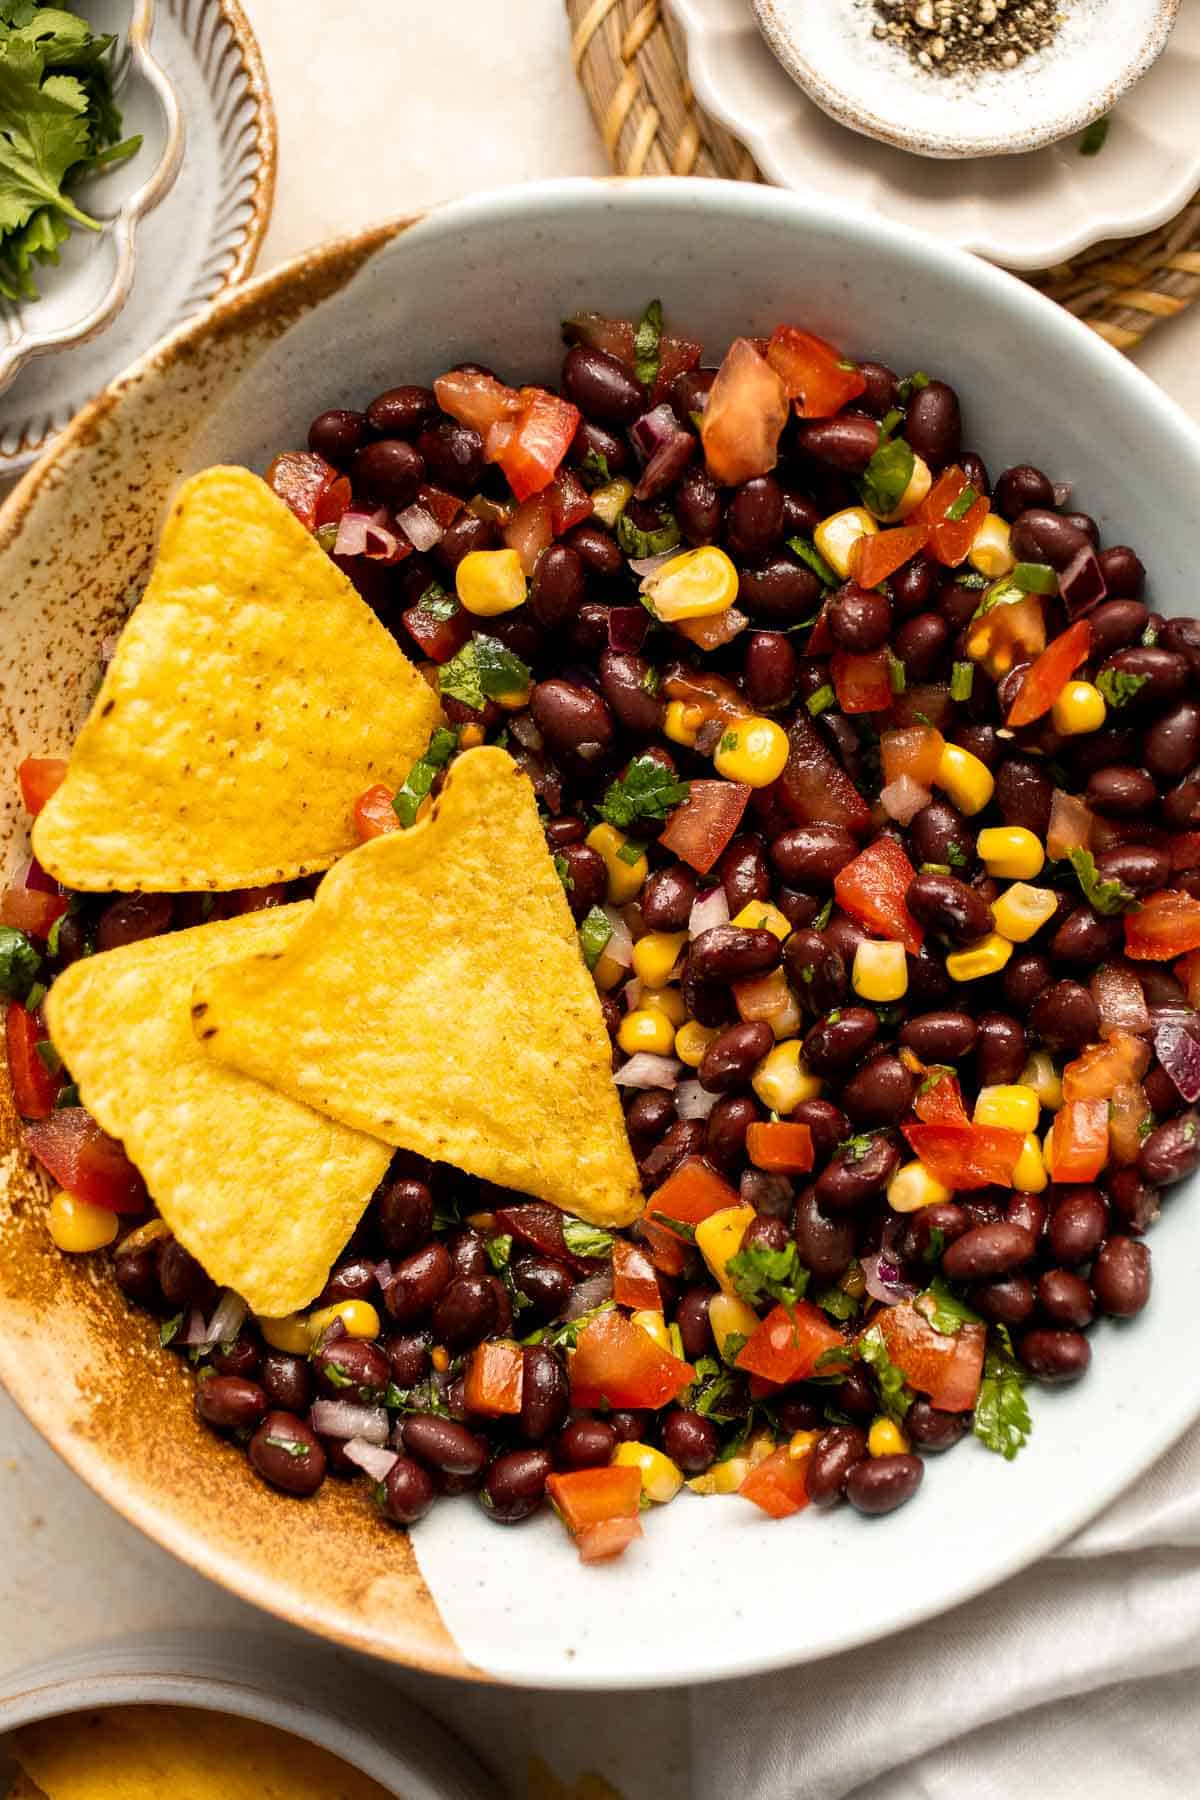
left=0, top=0, right=274, bottom=474
left=668, top=0, right=1200, bottom=269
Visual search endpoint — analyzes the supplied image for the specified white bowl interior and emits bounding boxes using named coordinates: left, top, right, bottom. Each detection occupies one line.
left=8, top=179, right=1200, bottom=1687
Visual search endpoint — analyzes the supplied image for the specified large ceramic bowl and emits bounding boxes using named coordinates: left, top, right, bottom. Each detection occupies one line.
left=2, top=179, right=1199, bottom=1689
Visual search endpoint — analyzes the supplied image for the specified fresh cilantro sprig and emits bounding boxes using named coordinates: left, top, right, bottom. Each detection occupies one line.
left=520, top=1299, right=614, bottom=1350
left=726, top=1241, right=810, bottom=1316
left=577, top=905, right=613, bottom=971
left=787, top=536, right=838, bottom=589
left=973, top=1324, right=1033, bottom=1461
left=920, top=1276, right=982, bottom=1336
left=599, top=753, right=690, bottom=830
left=0, top=924, right=40, bottom=1000
left=859, top=437, right=914, bottom=519
left=618, top=510, right=680, bottom=560
left=438, top=635, right=531, bottom=713
left=392, top=725, right=458, bottom=828
left=561, top=1217, right=613, bottom=1260
left=1067, top=846, right=1138, bottom=917
left=1096, top=667, right=1149, bottom=709
left=633, top=297, right=663, bottom=390
left=855, top=1325, right=913, bottom=1423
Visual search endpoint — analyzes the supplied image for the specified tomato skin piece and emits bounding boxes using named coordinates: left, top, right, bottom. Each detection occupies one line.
left=1051, top=1098, right=1110, bottom=1182
left=913, top=1069, right=970, bottom=1127
left=353, top=784, right=401, bottom=842
left=6, top=1003, right=60, bottom=1120
left=651, top=334, right=703, bottom=407
left=502, top=490, right=555, bottom=574
left=576, top=1516, right=643, bottom=1561
left=834, top=836, right=923, bottom=954
left=415, top=483, right=463, bottom=530
left=673, top=607, right=749, bottom=653
left=778, top=716, right=872, bottom=836
left=547, top=1464, right=642, bottom=1533
left=740, top=1444, right=812, bottom=1518
left=735, top=1301, right=849, bottom=1386
left=765, top=326, right=867, bottom=419
left=569, top=1309, right=694, bottom=1410
left=400, top=596, right=472, bottom=665
left=23, top=1107, right=147, bottom=1211
left=1006, top=619, right=1092, bottom=729
left=611, top=1236, right=662, bottom=1312
left=266, top=451, right=346, bottom=532
left=18, top=756, right=68, bottom=816
left=851, top=524, right=929, bottom=590
left=830, top=649, right=893, bottom=715
left=701, top=338, right=789, bottom=485
left=881, top=725, right=944, bottom=790
left=463, top=1340, right=524, bottom=1416
left=917, top=468, right=990, bottom=566
left=657, top=780, right=751, bottom=875
left=1062, top=1032, right=1149, bottom=1103
left=434, top=369, right=522, bottom=437
left=1125, top=889, right=1200, bottom=960
left=496, top=388, right=581, bottom=503
left=875, top=1300, right=986, bottom=1413
left=745, top=1120, right=814, bottom=1173
left=902, top=1123, right=1024, bottom=1189
left=642, top=1154, right=741, bottom=1279
left=0, top=887, right=68, bottom=940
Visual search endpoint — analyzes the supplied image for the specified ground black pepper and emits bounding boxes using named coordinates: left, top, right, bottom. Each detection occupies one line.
left=868, top=0, right=1065, bottom=78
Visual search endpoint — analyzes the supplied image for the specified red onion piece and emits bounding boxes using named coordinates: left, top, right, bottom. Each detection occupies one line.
left=374, top=1259, right=394, bottom=1290
left=880, top=775, right=931, bottom=827
left=607, top=606, right=650, bottom=653
left=179, top=1306, right=207, bottom=1347
left=620, top=975, right=644, bottom=1013
left=334, top=507, right=400, bottom=561
left=602, top=905, right=634, bottom=969
left=1058, top=545, right=1107, bottom=619
left=1091, top=962, right=1151, bottom=1038
left=695, top=718, right=726, bottom=758
left=635, top=432, right=695, bottom=502
left=397, top=503, right=443, bottom=552
left=21, top=856, right=62, bottom=894
left=631, top=402, right=686, bottom=461
left=508, top=713, right=544, bottom=753
left=674, top=1079, right=720, bottom=1121
left=1155, top=1018, right=1200, bottom=1103
left=341, top=1438, right=399, bottom=1482
left=629, top=548, right=679, bottom=580
left=1052, top=482, right=1074, bottom=508
left=563, top=1270, right=614, bottom=1320
left=204, top=1289, right=248, bottom=1345
left=860, top=1250, right=917, bottom=1306
left=689, top=886, right=730, bottom=939
left=310, top=1400, right=389, bottom=1444
left=613, top=1052, right=682, bottom=1090
left=739, top=1169, right=793, bottom=1216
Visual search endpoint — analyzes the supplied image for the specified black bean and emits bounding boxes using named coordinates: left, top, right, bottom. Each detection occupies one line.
left=737, top=557, right=823, bottom=624
left=313, top=1339, right=389, bottom=1405
left=840, top=1054, right=915, bottom=1127
left=1037, top=1268, right=1095, bottom=1329
left=381, top=1456, right=436, bottom=1525
left=385, top=1242, right=453, bottom=1326
left=1001, top=952, right=1051, bottom=1014
left=384, top=1332, right=431, bottom=1390
left=606, top=1410, right=647, bottom=1443
left=1030, top=981, right=1099, bottom=1053
left=828, top=582, right=892, bottom=652
left=900, top=1201, right=968, bottom=1265
left=555, top=1418, right=620, bottom=1470
left=1087, top=599, right=1149, bottom=660
left=366, top=385, right=435, bottom=438
left=211, top=1336, right=260, bottom=1380
left=790, top=1099, right=850, bottom=1161
left=1007, top=1192, right=1047, bottom=1241
left=959, top=450, right=990, bottom=497
left=1018, top=1329, right=1091, bottom=1384
left=780, top=489, right=822, bottom=538
left=783, top=929, right=847, bottom=1015
left=661, top=1409, right=719, bottom=1475
left=518, top=1345, right=570, bottom=1442
left=481, top=1448, right=553, bottom=1523
left=625, top=1089, right=675, bottom=1160
left=743, top=631, right=798, bottom=711
left=113, top=1241, right=162, bottom=1309
left=994, top=759, right=1054, bottom=838
left=511, top=1257, right=574, bottom=1324
left=562, top=343, right=644, bottom=425
left=1109, top=1167, right=1162, bottom=1235
left=894, top=612, right=948, bottom=681
left=794, top=1184, right=857, bottom=1281
left=719, top=834, right=771, bottom=913
left=1050, top=907, right=1125, bottom=966
left=803, top=1007, right=879, bottom=1076
left=571, top=417, right=630, bottom=481
left=674, top=465, right=722, bottom=545
left=705, top=1094, right=760, bottom=1171
left=353, top=437, right=425, bottom=506
left=993, top=464, right=1055, bottom=521
left=1097, top=546, right=1145, bottom=598
left=1162, top=770, right=1200, bottom=832
left=1160, top=617, right=1200, bottom=678
left=640, top=1119, right=706, bottom=1185
left=673, top=1287, right=714, bottom=1362
left=906, top=871, right=991, bottom=943
left=905, top=1401, right=969, bottom=1453
left=796, top=415, right=881, bottom=472
left=1009, top=508, right=1090, bottom=571
left=1097, top=647, right=1188, bottom=706
left=699, top=1021, right=774, bottom=1094
left=856, top=361, right=899, bottom=417
left=771, top=825, right=858, bottom=888
left=845, top=1454, right=924, bottom=1516
left=943, top=1222, right=1035, bottom=1281
left=968, top=1013, right=1025, bottom=1088
left=376, top=1176, right=434, bottom=1259
left=261, top=1352, right=312, bottom=1413
left=689, top=925, right=781, bottom=983
left=807, top=1425, right=868, bottom=1507
left=1144, top=702, right=1200, bottom=783
left=1092, top=1236, right=1151, bottom=1317
left=891, top=554, right=938, bottom=616
left=906, top=380, right=960, bottom=470
left=1094, top=845, right=1171, bottom=896
left=195, top=1374, right=267, bottom=1432
left=95, top=893, right=174, bottom=953
left=1047, top=1189, right=1109, bottom=1265
left=556, top=843, right=606, bottom=923
left=564, top=521, right=623, bottom=577
left=1143, top=1062, right=1186, bottom=1119
left=910, top=800, right=972, bottom=871
left=815, top=1135, right=900, bottom=1213
left=157, top=1238, right=216, bottom=1311
left=528, top=544, right=585, bottom=632
left=308, top=407, right=366, bottom=464
left=973, top=1276, right=1036, bottom=1327
left=249, top=1412, right=326, bottom=1496
left=598, top=651, right=664, bottom=736
left=639, top=864, right=699, bottom=935
left=316, top=1257, right=377, bottom=1309
left=530, top=679, right=613, bottom=757
left=899, top=1010, right=977, bottom=1061
left=725, top=475, right=784, bottom=558
left=403, top=1413, right=488, bottom=1477
left=1085, top=766, right=1157, bottom=818
left=431, top=1276, right=499, bottom=1351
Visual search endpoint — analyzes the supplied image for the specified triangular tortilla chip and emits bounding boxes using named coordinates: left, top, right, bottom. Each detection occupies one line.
left=191, top=747, right=643, bottom=1229
left=45, top=906, right=392, bottom=1316
left=33, top=465, right=442, bottom=891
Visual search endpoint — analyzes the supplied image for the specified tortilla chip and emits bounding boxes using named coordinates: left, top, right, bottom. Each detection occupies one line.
left=44, top=906, right=392, bottom=1316
left=33, top=465, right=442, bottom=892
left=191, top=747, right=643, bottom=1229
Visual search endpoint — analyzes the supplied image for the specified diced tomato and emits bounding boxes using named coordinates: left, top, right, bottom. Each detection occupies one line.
left=415, top=483, right=464, bottom=530
left=881, top=725, right=944, bottom=790
left=917, top=467, right=990, bottom=566
left=266, top=452, right=349, bottom=533
left=1046, top=790, right=1093, bottom=861
left=492, top=1201, right=599, bottom=1276
left=851, top=524, right=929, bottom=591
left=6, top=1003, right=60, bottom=1120
left=650, top=334, right=703, bottom=407
left=778, top=716, right=873, bottom=836
left=733, top=968, right=798, bottom=1033
left=562, top=313, right=637, bottom=364
left=657, top=779, right=751, bottom=875
left=913, top=1068, right=970, bottom=1127
left=745, top=1121, right=814, bottom=1174
left=494, top=388, right=580, bottom=503
left=1063, top=1031, right=1150, bottom=1103
left=673, top=607, right=749, bottom=652
left=576, top=1516, right=643, bottom=1562
left=1170, top=833, right=1200, bottom=873
left=889, top=684, right=952, bottom=732
left=1178, top=950, right=1200, bottom=1010
left=353, top=783, right=400, bottom=842
left=831, top=649, right=893, bottom=715
left=967, top=591, right=1047, bottom=683
left=569, top=1309, right=694, bottom=1410
left=1109, top=1081, right=1151, bottom=1166
left=611, top=1237, right=662, bottom=1312
left=550, top=468, right=593, bottom=535
left=18, top=756, right=67, bottom=816
left=400, top=596, right=472, bottom=665
left=547, top=1464, right=642, bottom=1533
left=644, top=1158, right=741, bottom=1240
left=1006, top=619, right=1091, bottom=729
left=1125, top=889, right=1200, bottom=960
left=834, top=836, right=923, bottom=953
left=735, top=1301, right=849, bottom=1386
left=740, top=1443, right=812, bottom=1518
left=0, top=887, right=68, bottom=940
left=502, top=490, right=555, bottom=574
left=902, top=1123, right=1024, bottom=1190
left=700, top=339, right=789, bottom=486
left=765, top=326, right=867, bottom=419
left=24, top=1106, right=147, bottom=1211
left=662, top=667, right=750, bottom=727
left=1051, top=1097, right=1110, bottom=1182
left=878, top=1300, right=986, bottom=1413
left=805, top=597, right=834, bottom=656
left=433, top=368, right=522, bottom=438
left=463, top=1340, right=524, bottom=1416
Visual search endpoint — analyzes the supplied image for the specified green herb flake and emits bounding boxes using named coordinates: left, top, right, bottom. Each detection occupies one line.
left=886, top=651, right=906, bottom=696
left=945, top=484, right=979, bottom=524
left=321, top=1359, right=354, bottom=1390
left=599, top=753, right=691, bottom=830
left=263, top=1434, right=311, bottom=1461
left=561, top=1217, right=614, bottom=1259
left=617, top=838, right=646, bottom=866
left=1011, top=561, right=1058, bottom=596
left=879, top=406, right=903, bottom=440
left=946, top=842, right=968, bottom=871
left=580, top=446, right=611, bottom=486
left=727, top=1241, right=810, bottom=1315
left=1096, top=667, right=1150, bottom=709
left=896, top=371, right=930, bottom=404
left=950, top=660, right=975, bottom=702
left=634, top=297, right=664, bottom=390
left=806, top=683, right=837, bottom=718
left=521, top=1298, right=615, bottom=1351
left=813, top=897, right=834, bottom=932
left=812, top=1281, right=862, bottom=1322
left=553, top=852, right=574, bottom=892
left=640, top=665, right=661, bottom=695
left=159, top=1312, right=184, bottom=1347
left=0, top=924, right=40, bottom=1001
left=923, top=1226, right=946, bottom=1266
left=391, top=725, right=460, bottom=828
left=859, top=436, right=915, bottom=520
left=856, top=1325, right=913, bottom=1423
left=617, top=509, right=680, bottom=561
left=719, top=728, right=739, bottom=753
left=34, top=1039, right=62, bottom=1075
left=920, top=1276, right=982, bottom=1336
left=438, top=635, right=531, bottom=713
left=54, top=1080, right=79, bottom=1109
left=1067, top=846, right=1138, bottom=916
left=787, top=536, right=838, bottom=589
left=973, top=1325, right=1032, bottom=1460
left=578, top=905, right=613, bottom=971
left=650, top=1211, right=697, bottom=1245
left=689, top=1357, right=747, bottom=1423
left=718, top=1329, right=748, bottom=1369
left=485, top=1233, right=513, bottom=1272
left=416, top=582, right=459, bottom=622
left=1080, top=115, right=1110, bottom=156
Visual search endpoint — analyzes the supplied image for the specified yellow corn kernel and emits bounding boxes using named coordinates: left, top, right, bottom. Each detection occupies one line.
left=787, top=1429, right=822, bottom=1460
left=731, top=900, right=792, bottom=942
left=617, top=1008, right=676, bottom=1057
left=873, top=454, right=932, bottom=524
left=612, top=1441, right=684, bottom=1505
left=676, top=1018, right=720, bottom=1068
left=887, top=1159, right=952, bottom=1214
left=936, top=742, right=995, bottom=816
left=259, top=1313, right=313, bottom=1355
left=751, top=1038, right=822, bottom=1112
left=430, top=1345, right=451, bottom=1373
left=586, top=822, right=648, bottom=905
left=1013, top=1132, right=1048, bottom=1194
left=454, top=547, right=527, bottom=616
left=945, top=932, right=1014, bottom=982
left=976, top=826, right=1045, bottom=881
left=688, top=1457, right=750, bottom=1496
left=709, top=1291, right=761, bottom=1363
left=48, top=1190, right=118, bottom=1254
left=1021, top=1050, right=1064, bottom=1113
left=974, top=1083, right=1040, bottom=1133
left=713, top=716, right=789, bottom=789
left=968, top=514, right=1015, bottom=579
left=813, top=506, right=878, bottom=580
left=591, top=477, right=633, bottom=528
left=852, top=938, right=908, bottom=1003
left=1051, top=679, right=1107, bottom=737
left=663, top=700, right=704, bottom=749
left=643, top=546, right=738, bottom=622
left=991, top=882, right=1059, bottom=944
left=695, top=1203, right=757, bottom=1297
left=868, top=1416, right=910, bottom=1458
left=631, top=930, right=689, bottom=990
left=457, top=723, right=486, bottom=750
left=1042, top=1123, right=1057, bottom=1177
left=309, top=1299, right=381, bottom=1342
left=631, top=1309, right=673, bottom=1353
left=643, top=985, right=687, bottom=1027
left=592, top=948, right=627, bottom=992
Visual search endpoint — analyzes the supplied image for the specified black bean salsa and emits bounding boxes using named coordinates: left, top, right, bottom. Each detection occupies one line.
left=10, top=303, right=1200, bottom=1561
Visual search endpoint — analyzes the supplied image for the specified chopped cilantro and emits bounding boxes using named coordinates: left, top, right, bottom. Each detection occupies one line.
left=950, top=660, right=974, bottom=701
left=718, top=728, right=739, bottom=753
left=263, top=1434, right=311, bottom=1460
left=955, top=572, right=989, bottom=590
left=599, top=753, right=690, bottom=830
left=813, top=897, right=834, bottom=932
left=1067, top=846, right=1138, bottom=916
left=553, top=852, right=574, bottom=891
left=416, top=582, right=459, bottom=622
left=633, top=297, right=664, bottom=390
left=650, top=1212, right=697, bottom=1244
left=897, top=371, right=930, bottom=404
left=617, top=838, right=646, bottom=866
left=321, top=1358, right=354, bottom=1390
left=562, top=1217, right=613, bottom=1259
left=886, top=651, right=906, bottom=695
left=812, top=1281, right=862, bottom=1322
left=438, top=636, right=531, bottom=712
left=923, top=1226, right=946, bottom=1265
left=1079, top=115, right=1110, bottom=156
left=580, top=446, right=611, bottom=485
left=392, top=725, right=459, bottom=827
left=159, top=1312, right=184, bottom=1347
left=727, top=1241, right=810, bottom=1315
left=879, top=407, right=903, bottom=440
left=640, top=665, right=662, bottom=697
left=521, top=1299, right=614, bottom=1350
left=34, top=1039, right=62, bottom=1075
left=578, top=905, right=613, bottom=971
left=385, top=1378, right=451, bottom=1417
left=859, top=436, right=914, bottom=520
left=920, top=862, right=951, bottom=876
left=838, top=1131, right=879, bottom=1163
left=946, top=841, right=968, bottom=871
left=806, top=684, right=837, bottom=718
left=718, top=1329, right=748, bottom=1368
left=0, top=925, right=40, bottom=1000
left=945, top=484, right=979, bottom=523
left=918, top=1064, right=956, bottom=1096
left=617, top=510, right=680, bottom=560
left=1096, top=667, right=1150, bottom=709
left=921, top=1276, right=982, bottom=1336
left=485, top=1233, right=513, bottom=1272
left=54, top=1081, right=79, bottom=1109
left=787, top=536, right=838, bottom=589
left=973, top=1325, right=1032, bottom=1460
left=1142, top=622, right=1159, bottom=648
left=856, top=1325, right=912, bottom=1422
left=689, top=1358, right=747, bottom=1422
left=1011, top=561, right=1058, bottom=596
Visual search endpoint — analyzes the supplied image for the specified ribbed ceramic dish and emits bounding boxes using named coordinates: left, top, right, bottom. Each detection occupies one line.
left=0, top=0, right=274, bottom=474
left=3, top=180, right=1200, bottom=1689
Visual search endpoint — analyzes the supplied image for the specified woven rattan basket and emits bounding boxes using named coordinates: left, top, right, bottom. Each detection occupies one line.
left=566, top=0, right=1200, bottom=352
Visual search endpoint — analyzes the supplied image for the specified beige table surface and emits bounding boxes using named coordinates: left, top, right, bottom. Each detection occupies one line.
left=2, top=2, right=1198, bottom=1793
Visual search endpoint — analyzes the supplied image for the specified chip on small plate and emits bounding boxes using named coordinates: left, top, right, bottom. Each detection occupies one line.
left=33, top=465, right=442, bottom=892
left=191, top=747, right=643, bottom=1229
left=45, top=906, right=393, bottom=1317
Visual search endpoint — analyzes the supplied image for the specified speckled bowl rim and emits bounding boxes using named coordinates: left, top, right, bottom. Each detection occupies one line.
left=751, top=0, right=1181, bottom=159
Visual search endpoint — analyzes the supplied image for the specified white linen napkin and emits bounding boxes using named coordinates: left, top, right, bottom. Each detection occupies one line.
left=688, top=1425, right=1200, bottom=1799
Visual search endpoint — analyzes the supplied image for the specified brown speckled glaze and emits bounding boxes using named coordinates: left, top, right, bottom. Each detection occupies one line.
left=0, top=221, right=481, bottom=1682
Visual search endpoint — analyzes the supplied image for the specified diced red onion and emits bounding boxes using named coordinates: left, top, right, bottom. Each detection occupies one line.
left=674, top=1079, right=720, bottom=1121
left=635, top=432, right=695, bottom=503
left=860, top=1250, right=917, bottom=1306
left=397, top=503, right=443, bottom=552
left=603, top=904, right=634, bottom=968
left=341, top=1438, right=399, bottom=1482
left=631, top=403, right=686, bottom=461
left=334, top=507, right=401, bottom=561
left=1154, top=1018, right=1200, bottom=1102
left=375, top=1259, right=393, bottom=1289
left=179, top=1306, right=208, bottom=1347
left=563, top=1269, right=614, bottom=1320
left=620, top=975, right=644, bottom=1012
left=629, top=548, right=679, bottom=580
left=1052, top=482, right=1074, bottom=508
left=310, top=1400, right=389, bottom=1444
left=695, top=718, right=726, bottom=758
left=613, top=1052, right=682, bottom=1089
left=1058, top=545, right=1107, bottom=619
left=689, top=886, right=730, bottom=939
left=508, top=713, right=544, bottom=753
left=607, top=606, right=650, bottom=653
left=1091, top=962, right=1151, bottom=1038
left=204, top=1289, right=248, bottom=1345
left=881, top=774, right=931, bottom=827
left=739, top=1169, right=793, bottom=1216
left=21, top=856, right=62, bottom=894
